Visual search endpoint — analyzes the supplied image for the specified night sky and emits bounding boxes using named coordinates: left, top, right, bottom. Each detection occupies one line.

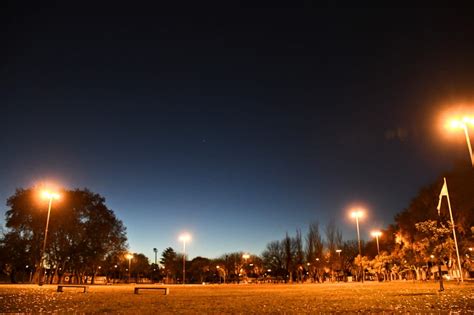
left=2, top=3, right=474, bottom=260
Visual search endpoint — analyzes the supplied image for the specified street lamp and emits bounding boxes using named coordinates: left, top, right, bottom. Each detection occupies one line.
left=125, top=253, right=133, bottom=283
left=370, top=231, right=382, bottom=255
left=447, top=116, right=474, bottom=167
left=350, top=209, right=364, bottom=282
left=153, top=248, right=158, bottom=283
left=179, top=233, right=191, bottom=284
left=336, top=249, right=342, bottom=281
left=39, top=190, right=60, bottom=285
left=242, top=254, right=250, bottom=281
left=153, top=248, right=158, bottom=265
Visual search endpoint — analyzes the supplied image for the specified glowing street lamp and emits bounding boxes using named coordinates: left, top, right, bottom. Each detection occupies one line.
left=335, top=249, right=342, bottom=281
left=350, top=209, right=364, bottom=282
left=447, top=116, right=474, bottom=167
left=125, top=253, right=133, bottom=283
left=179, top=233, right=191, bottom=284
left=39, top=190, right=60, bottom=285
left=242, top=254, right=250, bottom=280
left=371, top=231, right=382, bottom=255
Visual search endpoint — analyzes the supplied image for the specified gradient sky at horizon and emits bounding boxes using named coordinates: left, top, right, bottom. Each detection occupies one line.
left=2, top=3, right=474, bottom=261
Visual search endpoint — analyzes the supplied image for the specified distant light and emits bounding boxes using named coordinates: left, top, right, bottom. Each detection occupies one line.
left=336, top=249, right=342, bottom=253
left=125, top=253, right=133, bottom=260
left=41, top=191, right=60, bottom=200
left=446, top=116, right=474, bottom=130
left=242, top=254, right=250, bottom=260
left=179, top=234, right=191, bottom=242
left=350, top=209, right=364, bottom=219
left=371, top=231, right=382, bottom=237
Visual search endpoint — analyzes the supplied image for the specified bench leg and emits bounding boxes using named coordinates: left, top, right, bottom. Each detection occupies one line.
left=134, top=288, right=139, bottom=294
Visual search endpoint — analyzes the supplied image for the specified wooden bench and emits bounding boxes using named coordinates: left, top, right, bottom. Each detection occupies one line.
left=57, top=285, right=89, bottom=293
left=134, top=286, right=169, bottom=295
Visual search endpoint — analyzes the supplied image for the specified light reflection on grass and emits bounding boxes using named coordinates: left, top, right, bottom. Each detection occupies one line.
left=0, top=282, right=472, bottom=313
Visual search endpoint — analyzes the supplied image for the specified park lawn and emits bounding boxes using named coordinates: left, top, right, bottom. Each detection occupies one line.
left=0, top=281, right=473, bottom=313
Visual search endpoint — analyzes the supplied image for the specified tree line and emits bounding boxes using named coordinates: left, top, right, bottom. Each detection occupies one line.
left=0, top=165, right=473, bottom=284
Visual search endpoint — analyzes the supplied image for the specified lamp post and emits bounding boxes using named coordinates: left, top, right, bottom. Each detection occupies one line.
left=179, top=234, right=191, bottom=284
left=336, top=249, right=342, bottom=281
left=39, top=190, right=60, bottom=286
left=242, top=254, right=250, bottom=280
left=371, top=231, right=382, bottom=255
left=448, top=117, right=474, bottom=167
left=153, top=248, right=158, bottom=283
left=126, top=253, right=133, bottom=283
left=351, top=209, right=364, bottom=282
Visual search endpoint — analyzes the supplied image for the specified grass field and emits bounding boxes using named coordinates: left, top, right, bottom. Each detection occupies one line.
left=0, top=281, right=473, bottom=313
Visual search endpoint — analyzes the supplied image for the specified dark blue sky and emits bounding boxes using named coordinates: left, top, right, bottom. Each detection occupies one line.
left=2, top=3, right=474, bottom=259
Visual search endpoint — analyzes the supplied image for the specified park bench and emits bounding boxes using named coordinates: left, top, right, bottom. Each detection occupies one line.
left=134, top=286, right=169, bottom=295
left=57, top=285, right=89, bottom=293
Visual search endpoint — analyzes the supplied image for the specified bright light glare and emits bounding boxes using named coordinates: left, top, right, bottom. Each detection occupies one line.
left=350, top=209, right=364, bottom=218
left=371, top=231, right=382, bottom=237
left=242, top=254, right=250, bottom=259
left=41, top=191, right=60, bottom=200
left=449, top=119, right=462, bottom=129
left=125, top=253, right=133, bottom=260
left=446, top=116, right=474, bottom=130
left=179, top=233, right=191, bottom=242
left=463, top=116, right=474, bottom=124
left=335, top=249, right=342, bottom=253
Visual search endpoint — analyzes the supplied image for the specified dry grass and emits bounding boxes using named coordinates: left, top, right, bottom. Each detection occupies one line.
left=0, top=281, right=473, bottom=313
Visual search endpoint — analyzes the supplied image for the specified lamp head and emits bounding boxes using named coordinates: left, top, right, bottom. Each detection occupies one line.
left=41, top=191, right=60, bottom=200
left=179, top=234, right=191, bottom=242
left=371, top=231, right=382, bottom=237
left=350, top=209, right=364, bottom=219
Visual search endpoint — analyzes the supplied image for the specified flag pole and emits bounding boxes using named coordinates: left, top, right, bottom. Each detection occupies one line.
left=443, top=177, right=464, bottom=282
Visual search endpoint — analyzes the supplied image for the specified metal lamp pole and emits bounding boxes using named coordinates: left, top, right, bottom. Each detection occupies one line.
left=39, top=191, right=60, bottom=286
left=351, top=210, right=364, bottom=283
left=461, top=123, right=474, bottom=167
left=371, top=231, right=382, bottom=256
left=179, top=234, right=190, bottom=285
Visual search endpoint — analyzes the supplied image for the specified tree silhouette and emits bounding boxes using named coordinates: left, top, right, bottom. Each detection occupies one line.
left=3, top=187, right=127, bottom=284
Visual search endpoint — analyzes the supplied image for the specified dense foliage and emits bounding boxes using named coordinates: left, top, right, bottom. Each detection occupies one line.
left=0, top=188, right=127, bottom=283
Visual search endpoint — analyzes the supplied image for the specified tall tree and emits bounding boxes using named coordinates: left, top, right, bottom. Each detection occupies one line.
left=294, top=229, right=304, bottom=282
left=160, top=247, right=178, bottom=283
left=325, top=218, right=342, bottom=280
left=3, top=187, right=127, bottom=284
left=305, top=221, right=324, bottom=281
left=262, top=240, right=285, bottom=278
left=283, top=232, right=294, bottom=282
